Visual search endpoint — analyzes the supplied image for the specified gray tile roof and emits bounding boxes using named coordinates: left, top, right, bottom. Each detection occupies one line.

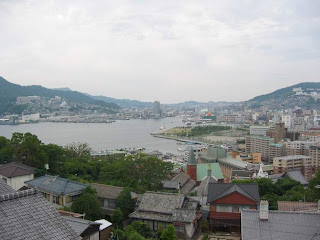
left=180, top=179, right=196, bottom=195
left=162, top=180, right=180, bottom=189
left=129, top=192, right=198, bottom=223
left=207, top=183, right=259, bottom=204
left=197, top=176, right=217, bottom=197
left=0, top=179, right=15, bottom=194
left=172, top=209, right=197, bottom=223
left=137, top=192, right=185, bottom=214
left=172, top=172, right=190, bottom=186
left=284, top=170, right=309, bottom=186
left=90, top=183, right=123, bottom=199
left=0, top=180, right=81, bottom=240
left=0, top=162, right=34, bottom=178
left=241, top=209, right=320, bottom=240
left=25, top=175, right=87, bottom=195
left=63, top=216, right=101, bottom=236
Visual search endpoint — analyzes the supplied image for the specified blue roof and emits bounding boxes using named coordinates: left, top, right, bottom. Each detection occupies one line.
left=25, top=175, right=87, bottom=196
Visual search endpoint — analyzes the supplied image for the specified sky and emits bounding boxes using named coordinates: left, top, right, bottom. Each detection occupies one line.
left=0, top=0, right=320, bottom=103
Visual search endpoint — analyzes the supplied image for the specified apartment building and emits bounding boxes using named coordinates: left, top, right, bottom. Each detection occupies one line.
left=266, top=123, right=286, bottom=143
left=286, top=141, right=316, bottom=156
left=249, top=126, right=270, bottom=136
left=216, top=114, right=245, bottom=123
left=309, top=145, right=320, bottom=173
left=245, top=136, right=274, bottom=162
left=273, top=155, right=313, bottom=180
left=268, top=143, right=286, bottom=164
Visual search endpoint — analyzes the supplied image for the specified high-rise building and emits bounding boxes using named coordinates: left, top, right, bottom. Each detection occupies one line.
left=250, top=126, right=270, bottom=136
left=153, top=101, right=161, bottom=117
left=245, top=136, right=274, bottom=162
left=273, top=155, right=313, bottom=180
left=309, top=145, right=320, bottom=173
left=266, top=123, right=286, bottom=143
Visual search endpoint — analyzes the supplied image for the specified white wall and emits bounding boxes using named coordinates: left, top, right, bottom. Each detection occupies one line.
left=0, top=174, right=34, bottom=191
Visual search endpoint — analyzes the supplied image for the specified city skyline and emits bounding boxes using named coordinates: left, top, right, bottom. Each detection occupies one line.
left=1, top=0, right=320, bottom=103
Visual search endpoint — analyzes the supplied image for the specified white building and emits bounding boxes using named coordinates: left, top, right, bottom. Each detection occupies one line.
left=281, top=115, right=292, bottom=128
left=250, top=126, right=270, bottom=136
left=22, top=113, right=40, bottom=122
left=0, top=162, right=34, bottom=191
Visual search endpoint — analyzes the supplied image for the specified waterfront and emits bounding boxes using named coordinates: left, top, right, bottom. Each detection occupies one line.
left=0, top=118, right=184, bottom=154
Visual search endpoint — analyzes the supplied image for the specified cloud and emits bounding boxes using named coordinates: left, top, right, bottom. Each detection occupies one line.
left=0, top=0, right=319, bottom=103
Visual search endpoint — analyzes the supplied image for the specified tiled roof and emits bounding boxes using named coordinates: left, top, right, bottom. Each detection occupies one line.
left=284, top=170, right=309, bottom=185
left=0, top=162, right=34, bottom=178
left=0, top=179, right=15, bottom=194
left=197, top=163, right=224, bottom=181
left=136, top=192, right=185, bottom=214
left=172, top=209, right=197, bottom=223
left=180, top=179, right=196, bottom=195
left=0, top=180, right=81, bottom=240
left=129, top=192, right=198, bottom=223
left=278, top=201, right=319, bottom=212
left=90, top=183, right=123, bottom=199
left=207, top=183, right=259, bottom=204
left=172, top=172, right=190, bottom=186
left=197, top=176, right=217, bottom=197
left=241, top=209, right=320, bottom=240
left=25, top=175, right=87, bottom=195
left=63, top=216, right=101, bottom=236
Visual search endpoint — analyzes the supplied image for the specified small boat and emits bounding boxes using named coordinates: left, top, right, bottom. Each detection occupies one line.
left=177, top=148, right=185, bottom=152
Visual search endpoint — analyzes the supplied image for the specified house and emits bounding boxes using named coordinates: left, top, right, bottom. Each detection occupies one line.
left=63, top=216, right=101, bottom=240
left=25, top=174, right=87, bottom=208
left=241, top=200, right=320, bottom=240
left=162, top=172, right=196, bottom=195
left=90, top=183, right=127, bottom=216
left=0, top=162, right=34, bottom=190
left=95, top=219, right=113, bottom=240
left=129, top=192, right=201, bottom=239
left=278, top=200, right=320, bottom=212
left=207, top=183, right=259, bottom=234
left=268, top=169, right=309, bottom=186
left=0, top=179, right=81, bottom=239
left=183, top=150, right=224, bottom=185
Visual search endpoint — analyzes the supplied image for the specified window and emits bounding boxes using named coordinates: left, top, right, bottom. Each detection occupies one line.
left=216, top=205, right=232, bottom=212
left=2, top=178, right=7, bottom=184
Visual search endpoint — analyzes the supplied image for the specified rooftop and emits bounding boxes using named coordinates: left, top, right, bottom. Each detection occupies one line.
left=278, top=201, right=319, bottom=212
left=25, top=174, right=87, bottom=196
left=217, top=157, right=248, bottom=169
left=207, top=183, right=259, bottom=204
left=0, top=180, right=81, bottom=240
left=90, top=183, right=123, bottom=200
left=274, top=155, right=312, bottom=160
left=0, top=162, right=34, bottom=178
left=241, top=209, right=320, bottom=240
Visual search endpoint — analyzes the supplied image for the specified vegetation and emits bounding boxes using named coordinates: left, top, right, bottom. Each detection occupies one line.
left=115, top=187, right=136, bottom=218
left=232, top=177, right=320, bottom=210
left=164, top=125, right=232, bottom=137
left=111, top=208, right=124, bottom=229
left=71, top=186, right=104, bottom=220
left=0, top=133, right=174, bottom=193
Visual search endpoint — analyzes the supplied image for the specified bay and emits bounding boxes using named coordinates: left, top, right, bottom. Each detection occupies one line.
left=0, top=117, right=184, bottom=154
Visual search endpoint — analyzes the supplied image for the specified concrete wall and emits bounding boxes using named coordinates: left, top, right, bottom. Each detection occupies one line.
left=0, top=174, right=34, bottom=191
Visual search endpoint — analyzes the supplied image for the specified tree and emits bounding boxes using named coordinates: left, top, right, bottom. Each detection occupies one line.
left=0, top=136, right=13, bottom=164
left=116, top=187, right=135, bottom=217
left=11, top=132, right=48, bottom=169
left=160, top=225, right=177, bottom=240
left=126, top=221, right=152, bottom=238
left=65, top=142, right=91, bottom=161
left=71, top=186, right=103, bottom=220
left=111, top=208, right=124, bottom=229
left=42, top=143, right=66, bottom=174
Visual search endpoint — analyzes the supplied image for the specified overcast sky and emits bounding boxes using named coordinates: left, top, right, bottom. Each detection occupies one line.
left=0, top=0, right=319, bottom=103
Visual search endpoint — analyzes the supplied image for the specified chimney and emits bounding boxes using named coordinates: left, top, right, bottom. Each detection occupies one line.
left=259, top=200, right=269, bottom=220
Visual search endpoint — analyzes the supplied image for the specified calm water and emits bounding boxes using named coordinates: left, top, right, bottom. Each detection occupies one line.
left=0, top=117, right=184, bottom=154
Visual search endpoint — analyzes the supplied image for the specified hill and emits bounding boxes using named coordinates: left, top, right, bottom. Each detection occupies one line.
left=247, top=82, right=320, bottom=109
left=0, top=76, right=120, bottom=114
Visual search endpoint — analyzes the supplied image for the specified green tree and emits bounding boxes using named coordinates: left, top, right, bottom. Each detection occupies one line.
left=126, top=221, right=152, bottom=238
left=71, top=186, right=103, bottom=220
left=11, top=132, right=48, bottom=169
left=116, top=187, right=135, bottom=217
left=42, top=143, right=66, bottom=174
left=65, top=142, right=92, bottom=161
left=160, top=225, right=177, bottom=240
left=0, top=136, right=13, bottom=164
left=112, top=208, right=124, bottom=229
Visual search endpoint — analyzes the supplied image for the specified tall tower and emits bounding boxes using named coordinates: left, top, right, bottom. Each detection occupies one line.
left=153, top=101, right=161, bottom=117
left=187, top=150, right=197, bottom=182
